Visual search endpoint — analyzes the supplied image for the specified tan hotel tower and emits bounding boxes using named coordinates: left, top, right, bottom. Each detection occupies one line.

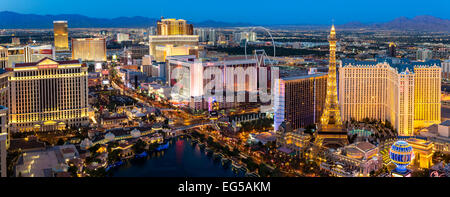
left=7, top=57, right=89, bottom=132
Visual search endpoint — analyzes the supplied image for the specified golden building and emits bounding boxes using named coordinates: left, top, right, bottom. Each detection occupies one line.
left=53, top=21, right=69, bottom=51
left=154, top=44, right=200, bottom=62
left=339, top=63, right=399, bottom=130
left=406, top=138, right=434, bottom=169
left=149, top=35, right=199, bottom=59
left=282, top=129, right=311, bottom=154
left=157, top=18, right=193, bottom=36
left=7, top=57, right=89, bottom=132
left=398, top=70, right=415, bottom=136
left=340, top=59, right=441, bottom=136
left=72, top=38, right=106, bottom=62
left=150, top=17, right=198, bottom=60
left=414, top=66, right=441, bottom=128
left=327, top=142, right=382, bottom=177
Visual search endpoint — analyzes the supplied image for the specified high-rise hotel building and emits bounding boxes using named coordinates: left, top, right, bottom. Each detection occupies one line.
left=339, top=58, right=441, bottom=136
left=1, top=68, right=10, bottom=177
left=273, top=74, right=327, bottom=131
left=53, top=21, right=69, bottom=51
left=0, top=67, right=10, bottom=142
left=6, top=45, right=55, bottom=68
left=166, top=55, right=273, bottom=111
left=0, top=46, right=7, bottom=69
left=0, top=132, right=6, bottom=177
left=6, top=57, right=89, bottom=132
left=72, top=38, right=107, bottom=62
left=149, top=17, right=199, bottom=60
left=157, top=18, right=193, bottom=36
left=0, top=68, right=9, bottom=178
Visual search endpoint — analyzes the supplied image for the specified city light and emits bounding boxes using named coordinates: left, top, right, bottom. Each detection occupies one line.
left=0, top=1, right=448, bottom=193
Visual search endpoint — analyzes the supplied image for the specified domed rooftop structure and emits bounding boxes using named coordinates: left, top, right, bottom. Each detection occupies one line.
left=80, top=138, right=93, bottom=150
left=105, top=132, right=115, bottom=142
left=131, top=128, right=141, bottom=138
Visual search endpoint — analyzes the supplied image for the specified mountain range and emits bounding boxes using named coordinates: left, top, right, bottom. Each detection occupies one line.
left=338, top=15, right=450, bottom=32
left=0, top=11, right=449, bottom=31
left=0, top=11, right=252, bottom=29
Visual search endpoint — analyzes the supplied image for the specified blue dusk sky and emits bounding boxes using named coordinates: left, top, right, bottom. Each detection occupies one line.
left=2, top=0, right=449, bottom=25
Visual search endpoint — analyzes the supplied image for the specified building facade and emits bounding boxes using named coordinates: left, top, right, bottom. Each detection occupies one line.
left=278, top=129, right=312, bottom=154
left=149, top=35, right=199, bottom=59
left=157, top=18, right=193, bottom=36
left=0, top=46, right=7, bottom=69
left=414, top=65, right=441, bottom=128
left=72, top=38, right=107, bottom=62
left=406, top=138, right=434, bottom=169
left=0, top=133, right=6, bottom=177
left=0, top=68, right=10, bottom=148
left=0, top=69, right=8, bottom=108
left=443, top=60, right=450, bottom=80
left=416, top=48, right=433, bottom=61
left=388, top=42, right=397, bottom=57
left=116, top=33, right=130, bottom=43
left=7, top=45, right=55, bottom=68
left=154, top=44, right=200, bottom=62
left=53, top=21, right=69, bottom=51
left=0, top=68, right=8, bottom=177
left=166, top=55, right=273, bottom=111
left=149, top=18, right=199, bottom=60
left=340, top=58, right=441, bottom=136
left=7, top=57, right=89, bottom=132
left=323, top=142, right=382, bottom=177
left=273, top=74, right=327, bottom=131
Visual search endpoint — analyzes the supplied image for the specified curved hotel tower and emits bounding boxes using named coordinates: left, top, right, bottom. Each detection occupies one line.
left=72, top=38, right=107, bottom=62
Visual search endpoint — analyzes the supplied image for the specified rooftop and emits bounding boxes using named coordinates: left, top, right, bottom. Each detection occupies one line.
left=341, top=58, right=441, bottom=73
left=15, top=145, right=78, bottom=177
left=14, top=57, right=82, bottom=68
left=406, top=138, right=433, bottom=146
left=355, top=141, right=377, bottom=152
left=281, top=73, right=327, bottom=81
left=167, top=55, right=258, bottom=66
left=9, top=138, right=46, bottom=152
left=440, top=119, right=450, bottom=126
left=101, top=115, right=128, bottom=121
left=61, top=147, right=76, bottom=155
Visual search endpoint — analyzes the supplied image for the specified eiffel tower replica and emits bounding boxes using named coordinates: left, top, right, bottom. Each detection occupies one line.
left=316, top=25, right=348, bottom=148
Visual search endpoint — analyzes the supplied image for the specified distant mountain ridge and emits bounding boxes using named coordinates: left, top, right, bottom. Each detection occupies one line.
left=338, top=15, right=450, bottom=32
left=0, top=11, right=252, bottom=28
left=0, top=11, right=448, bottom=31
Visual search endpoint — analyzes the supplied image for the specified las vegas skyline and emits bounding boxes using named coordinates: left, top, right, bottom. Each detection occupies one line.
left=1, top=0, right=450, bottom=25
left=0, top=0, right=449, bottom=183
